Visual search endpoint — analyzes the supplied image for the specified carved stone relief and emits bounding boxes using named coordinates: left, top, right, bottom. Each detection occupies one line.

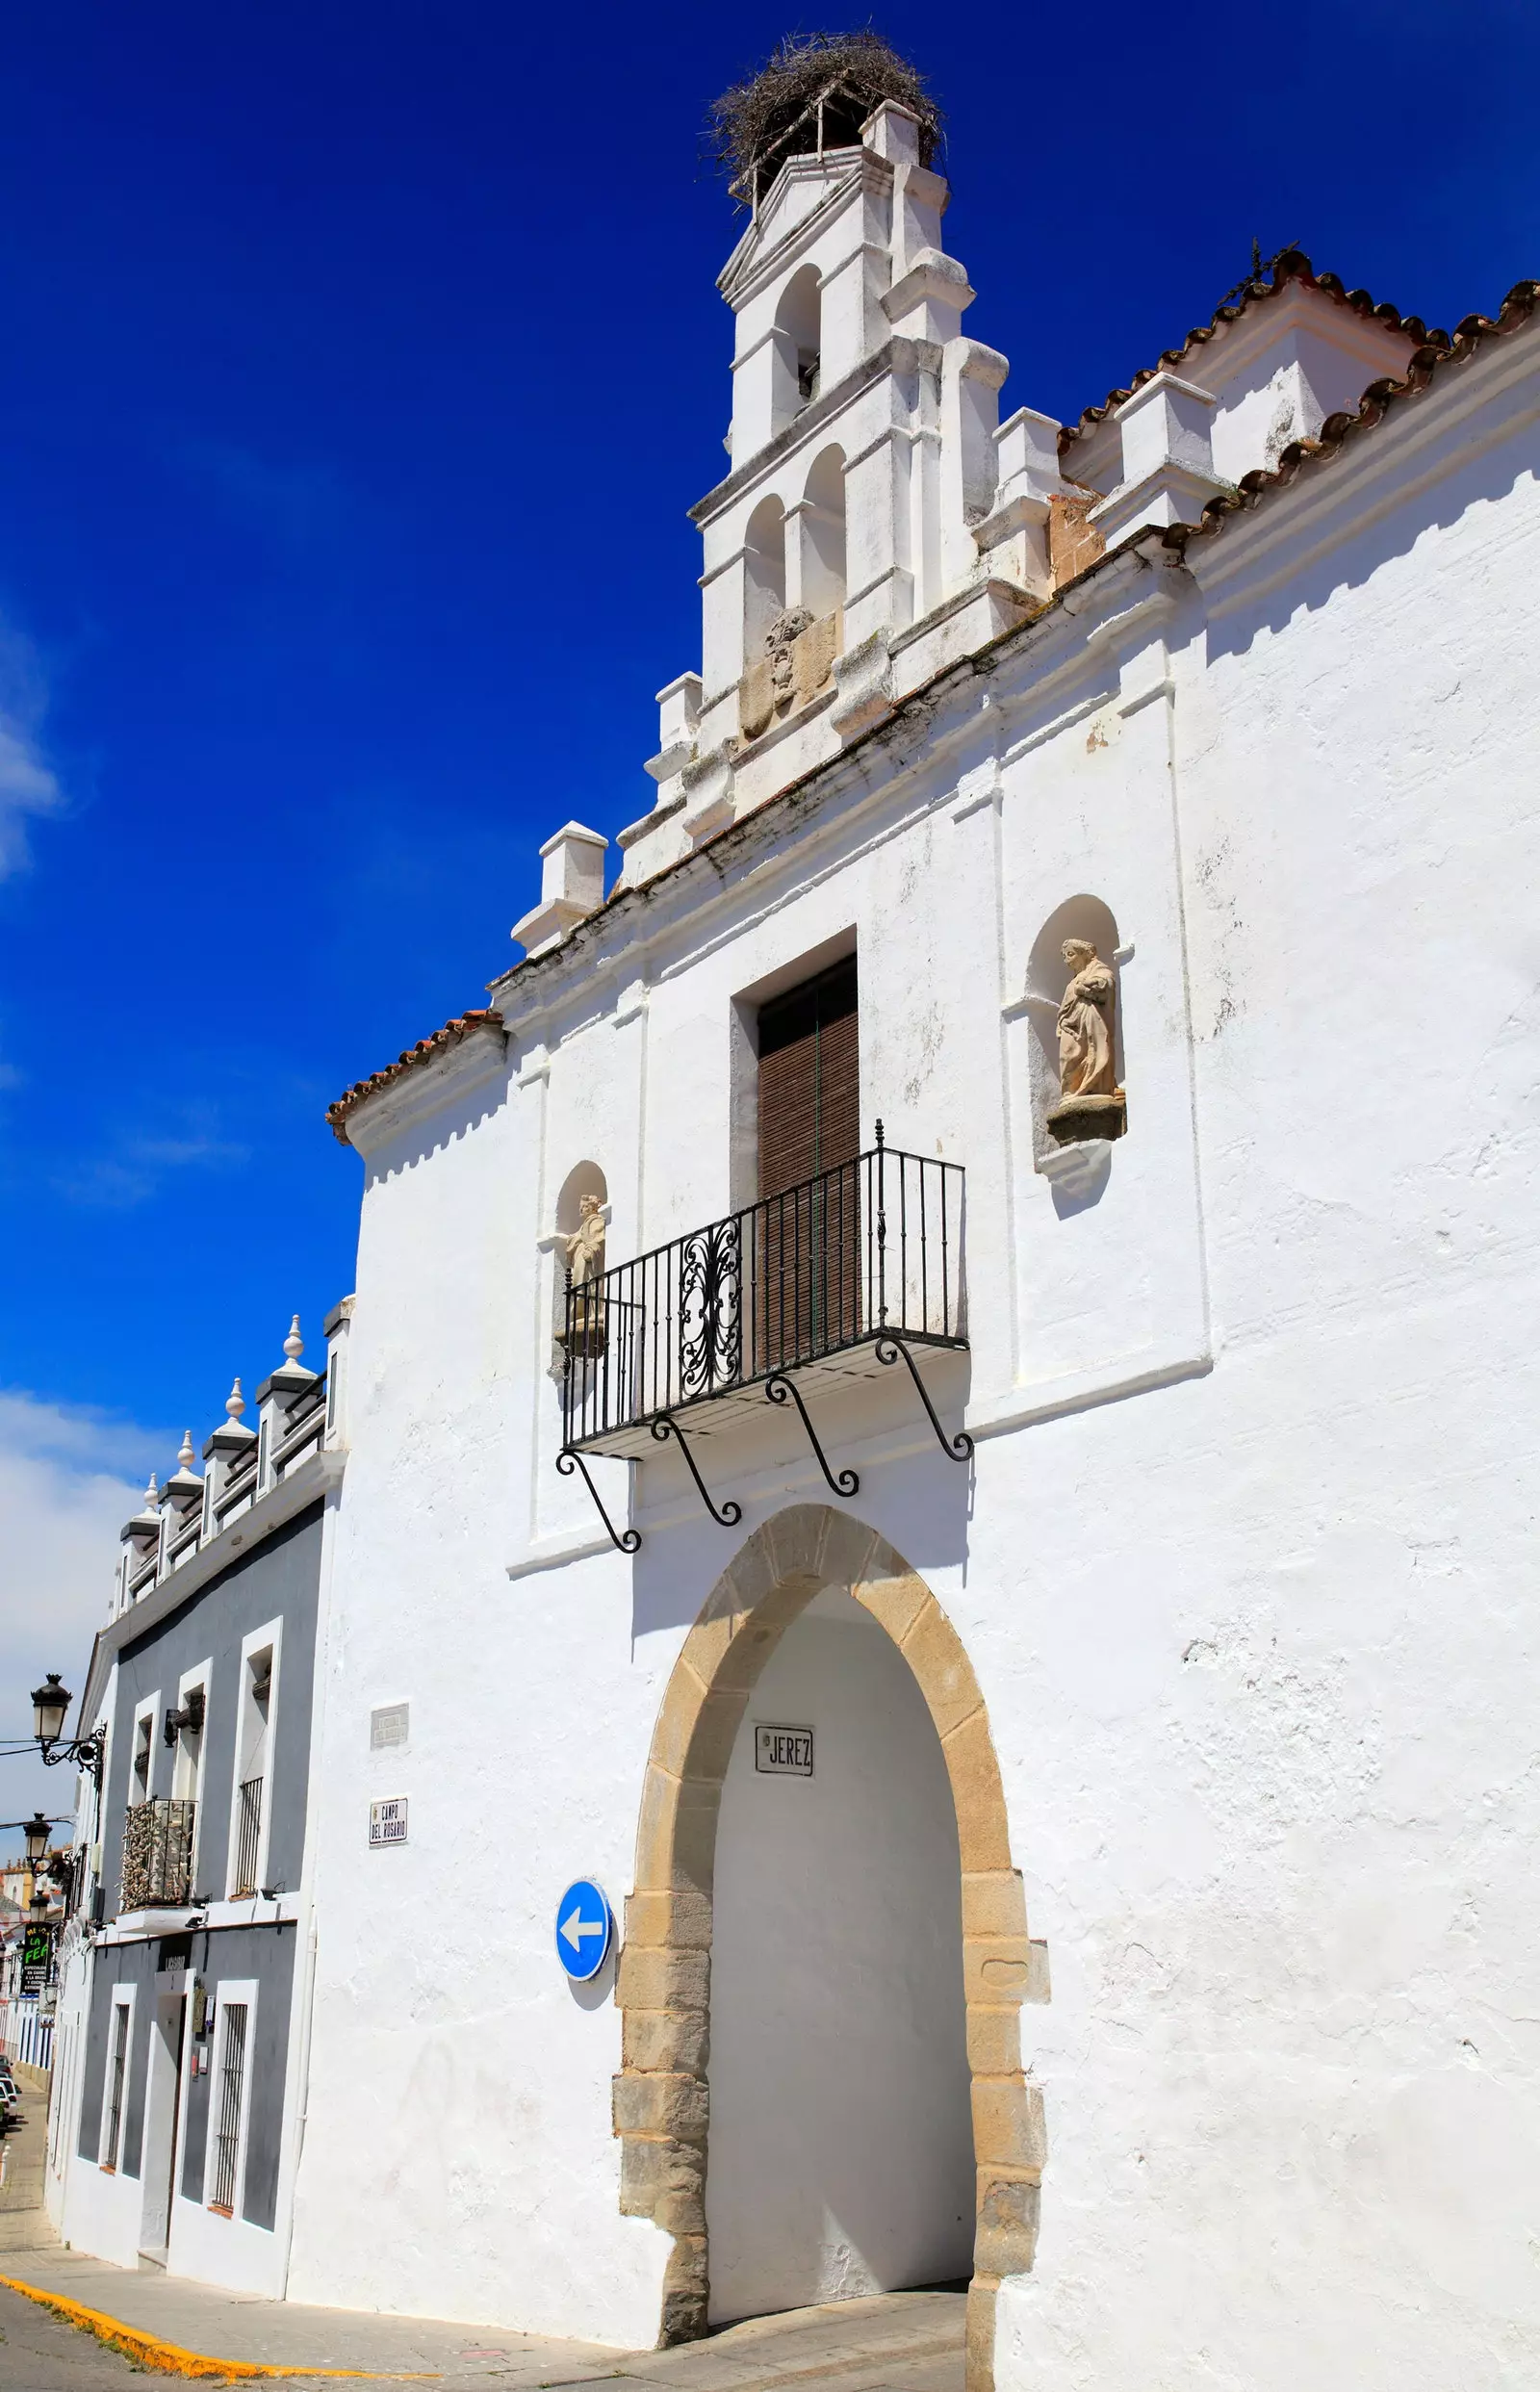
left=740, top=607, right=841, bottom=742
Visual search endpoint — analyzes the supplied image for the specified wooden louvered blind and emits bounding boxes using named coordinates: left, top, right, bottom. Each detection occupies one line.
left=756, top=956, right=860, bottom=1200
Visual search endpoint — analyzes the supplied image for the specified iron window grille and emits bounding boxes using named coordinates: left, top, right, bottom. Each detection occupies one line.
left=103, top=2005, right=128, bottom=2169
left=209, top=2003, right=247, bottom=2215
left=559, top=1138, right=964, bottom=1457
left=231, top=1778, right=263, bottom=1898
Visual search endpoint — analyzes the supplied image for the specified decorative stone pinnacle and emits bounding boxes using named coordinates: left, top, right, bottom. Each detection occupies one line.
left=283, top=1314, right=304, bottom=1366
left=178, top=1430, right=194, bottom=1471
left=226, top=1376, right=245, bottom=1423
left=144, top=1473, right=159, bottom=1503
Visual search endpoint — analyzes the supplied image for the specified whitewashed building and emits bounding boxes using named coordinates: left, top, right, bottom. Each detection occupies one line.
left=53, top=62, right=1540, bottom=2392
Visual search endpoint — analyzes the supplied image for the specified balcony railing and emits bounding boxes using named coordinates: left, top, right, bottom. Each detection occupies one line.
left=558, top=1136, right=966, bottom=1535
left=120, top=1797, right=195, bottom=1912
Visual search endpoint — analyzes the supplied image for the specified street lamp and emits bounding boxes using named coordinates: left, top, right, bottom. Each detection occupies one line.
left=22, top=1812, right=50, bottom=1866
left=27, top=1675, right=105, bottom=1785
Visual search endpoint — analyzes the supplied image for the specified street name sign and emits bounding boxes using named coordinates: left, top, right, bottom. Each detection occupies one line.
left=756, top=1723, right=813, bottom=1776
left=555, top=1878, right=612, bottom=1981
left=369, top=1797, right=408, bottom=1847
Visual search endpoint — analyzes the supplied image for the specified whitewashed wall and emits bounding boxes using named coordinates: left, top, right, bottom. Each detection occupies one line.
left=293, top=315, right=1540, bottom=2390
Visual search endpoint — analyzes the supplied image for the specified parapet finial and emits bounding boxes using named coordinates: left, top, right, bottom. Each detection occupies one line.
left=144, top=1472, right=159, bottom=1504
left=178, top=1429, right=194, bottom=1471
left=226, top=1376, right=245, bottom=1423
left=283, top=1314, right=304, bottom=1366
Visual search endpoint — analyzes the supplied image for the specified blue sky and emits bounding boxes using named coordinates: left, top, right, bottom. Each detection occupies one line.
left=0, top=0, right=1535, bottom=1795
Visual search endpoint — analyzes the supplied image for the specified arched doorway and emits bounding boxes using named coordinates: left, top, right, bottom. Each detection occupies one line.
left=614, top=1506, right=1045, bottom=2392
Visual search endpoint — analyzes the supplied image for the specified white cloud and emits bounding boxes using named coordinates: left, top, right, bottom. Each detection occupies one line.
left=0, top=623, right=64, bottom=881
left=55, top=1119, right=249, bottom=1211
left=0, top=1390, right=171, bottom=1830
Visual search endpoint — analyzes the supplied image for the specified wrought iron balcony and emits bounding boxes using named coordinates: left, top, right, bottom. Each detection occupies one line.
left=557, top=1129, right=968, bottom=1547
left=120, top=1796, right=195, bottom=1912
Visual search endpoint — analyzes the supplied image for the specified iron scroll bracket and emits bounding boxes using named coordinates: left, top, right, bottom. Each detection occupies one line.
left=875, top=1335, right=974, bottom=1464
left=650, top=1414, right=743, bottom=1529
left=556, top=1448, right=641, bottom=1555
left=765, top=1373, right=859, bottom=1499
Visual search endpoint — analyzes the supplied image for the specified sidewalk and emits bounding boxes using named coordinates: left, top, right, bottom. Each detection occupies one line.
left=0, top=2250, right=963, bottom=2388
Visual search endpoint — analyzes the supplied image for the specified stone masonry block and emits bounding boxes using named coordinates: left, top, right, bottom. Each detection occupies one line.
left=622, top=2007, right=709, bottom=2076
left=612, top=2070, right=708, bottom=2142
left=962, top=1937, right=1036, bottom=2008
left=1024, top=1939, right=1051, bottom=2004
left=659, top=2234, right=708, bottom=2347
left=961, top=1870, right=1028, bottom=1942
left=901, top=1597, right=984, bottom=1737
left=684, top=1685, right=751, bottom=1785
left=618, top=2132, right=706, bottom=2233
left=941, top=1709, right=1013, bottom=1872
left=970, top=2075, right=1047, bottom=2172
left=818, top=1512, right=880, bottom=1592
left=625, top=1889, right=712, bottom=1951
left=765, top=1505, right=828, bottom=1583
left=974, top=2174, right=1040, bottom=2278
left=965, top=2003, right=1022, bottom=2078
left=615, top=1944, right=709, bottom=2016
left=965, top=2274, right=1000, bottom=2392
left=855, top=1569, right=934, bottom=1646
left=646, top=1660, right=712, bottom=1780
left=633, top=1767, right=722, bottom=1896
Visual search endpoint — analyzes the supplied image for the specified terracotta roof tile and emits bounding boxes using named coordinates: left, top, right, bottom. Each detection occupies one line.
left=1163, top=276, right=1539, bottom=555
left=326, top=1010, right=504, bottom=1144
left=1060, top=249, right=1450, bottom=450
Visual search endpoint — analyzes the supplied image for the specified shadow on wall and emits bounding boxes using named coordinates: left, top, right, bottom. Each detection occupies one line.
left=1202, top=422, right=1537, bottom=663
left=629, top=1425, right=975, bottom=1645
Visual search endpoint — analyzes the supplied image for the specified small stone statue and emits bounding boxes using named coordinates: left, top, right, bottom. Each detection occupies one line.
left=1046, top=939, right=1126, bottom=1145
left=561, top=1194, right=607, bottom=1356
left=563, top=1192, right=606, bottom=1285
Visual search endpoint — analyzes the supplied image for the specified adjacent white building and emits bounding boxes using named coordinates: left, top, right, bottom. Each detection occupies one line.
left=43, top=77, right=1540, bottom=2392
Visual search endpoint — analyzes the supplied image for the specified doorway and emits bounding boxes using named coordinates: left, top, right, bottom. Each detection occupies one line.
left=138, top=1984, right=188, bottom=2260
left=706, top=1586, right=973, bottom=2324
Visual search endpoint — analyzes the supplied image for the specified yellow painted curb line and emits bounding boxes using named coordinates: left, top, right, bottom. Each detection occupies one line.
left=0, top=2273, right=443, bottom=2379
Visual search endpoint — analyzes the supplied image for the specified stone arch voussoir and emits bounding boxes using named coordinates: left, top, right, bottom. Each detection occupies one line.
left=612, top=1504, right=1046, bottom=2389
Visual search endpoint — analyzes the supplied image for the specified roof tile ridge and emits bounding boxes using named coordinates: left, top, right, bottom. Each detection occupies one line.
left=325, top=1007, right=505, bottom=1142
left=1059, top=250, right=1448, bottom=454
left=1160, top=277, right=1538, bottom=556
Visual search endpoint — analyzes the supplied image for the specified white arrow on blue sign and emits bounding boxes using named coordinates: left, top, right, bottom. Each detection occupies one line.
left=555, top=1878, right=613, bottom=1982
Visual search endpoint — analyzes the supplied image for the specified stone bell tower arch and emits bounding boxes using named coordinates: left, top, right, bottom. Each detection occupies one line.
left=613, top=1504, right=1046, bottom=2392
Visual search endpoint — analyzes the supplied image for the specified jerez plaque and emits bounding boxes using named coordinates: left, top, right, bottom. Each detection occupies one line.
left=755, top=1723, right=813, bottom=1777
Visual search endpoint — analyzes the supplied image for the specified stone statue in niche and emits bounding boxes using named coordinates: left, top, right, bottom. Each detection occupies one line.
left=1046, top=939, right=1127, bottom=1145
left=560, top=1194, right=607, bottom=1355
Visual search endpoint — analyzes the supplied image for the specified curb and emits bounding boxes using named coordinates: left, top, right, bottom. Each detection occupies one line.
left=0, top=2273, right=442, bottom=2379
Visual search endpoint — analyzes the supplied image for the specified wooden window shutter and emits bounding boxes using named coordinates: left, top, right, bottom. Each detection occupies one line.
left=756, top=956, right=859, bottom=1200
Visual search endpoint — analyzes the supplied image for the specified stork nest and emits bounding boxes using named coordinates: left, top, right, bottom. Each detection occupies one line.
left=707, top=31, right=940, bottom=203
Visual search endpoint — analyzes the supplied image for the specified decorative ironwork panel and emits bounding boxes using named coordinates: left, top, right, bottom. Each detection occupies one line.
left=680, top=1217, right=743, bottom=1400
left=121, top=1796, right=196, bottom=1910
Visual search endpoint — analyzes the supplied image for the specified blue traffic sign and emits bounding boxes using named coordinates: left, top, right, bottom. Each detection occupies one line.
left=555, top=1878, right=613, bottom=1981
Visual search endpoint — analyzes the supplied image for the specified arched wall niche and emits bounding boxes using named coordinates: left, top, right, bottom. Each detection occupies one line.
left=554, top=1157, right=607, bottom=1237
left=614, top=1505, right=1045, bottom=2392
left=743, top=496, right=787, bottom=663
left=1025, top=895, right=1124, bottom=1164
left=799, top=445, right=847, bottom=619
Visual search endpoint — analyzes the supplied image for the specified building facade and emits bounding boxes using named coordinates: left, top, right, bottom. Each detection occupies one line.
left=39, top=85, right=1540, bottom=2392
left=283, top=93, right=1540, bottom=2392
left=45, top=1308, right=349, bottom=2297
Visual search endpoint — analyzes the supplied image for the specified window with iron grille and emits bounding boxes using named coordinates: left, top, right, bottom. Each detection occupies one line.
left=209, top=2002, right=247, bottom=2214
left=231, top=1777, right=263, bottom=1897
left=103, top=2004, right=129, bottom=2169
